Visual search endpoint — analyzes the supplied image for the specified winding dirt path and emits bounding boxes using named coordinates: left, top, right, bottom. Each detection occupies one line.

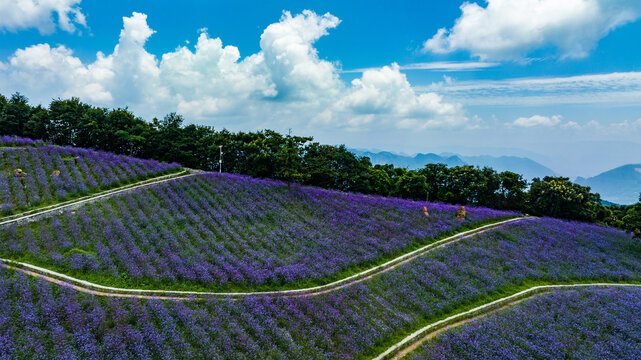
left=373, top=283, right=641, bottom=360
left=0, top=216, right=533, bottom=300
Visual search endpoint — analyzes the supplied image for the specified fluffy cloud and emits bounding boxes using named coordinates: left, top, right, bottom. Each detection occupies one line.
left=260, top=10, right=343, bottom=101
left=512, top=115, right=562, bottom=127
left=0, top=10, right=466, bottom=130
left=0, top=0, right=86, bottom=34
left=1, top=44, right=111, bottom=102
left=161, top=35, right=275, bottom=117
left=424, top=0, right=641, bottom=60
left=339, top=64, right=463, bottom=125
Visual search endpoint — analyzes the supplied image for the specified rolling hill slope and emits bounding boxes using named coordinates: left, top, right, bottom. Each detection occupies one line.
left=0, top=143, right=639, bottom=359
left=0, top=139, right=181, bottom=214
left=0, top=172, right=515, bottom=291
left=1, top=217, right=640, bottom=359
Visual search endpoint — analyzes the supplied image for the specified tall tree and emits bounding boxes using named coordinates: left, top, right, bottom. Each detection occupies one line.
left=0, top=93, right=31, bottom=136
left=276, top=130, right=307, bottom=188
left=529, top=176, right=601, bottom=221
left=420, top=163, right=449, bottom=202
left=47, top=97, right=90, bottom=145
left=498, top=171, right=527, bottom=210
left=394, top=171, right=428, bottom=200
left=368, top=167, right=393, bottom=196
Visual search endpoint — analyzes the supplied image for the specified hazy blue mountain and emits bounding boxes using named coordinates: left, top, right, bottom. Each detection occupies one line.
left=352, top=150, right=466, bottom=169
left=350, top=149, right=556, bottom=180
left=575, top=164, right=641, bottom=205
left=459, top=155, right=557, bottom=180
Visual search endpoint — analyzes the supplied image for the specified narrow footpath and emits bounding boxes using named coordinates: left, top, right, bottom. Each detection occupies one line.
left=372, top=283, right=641, bottom=360
left=0, top=217, right=533, bottom=300
left=0, top=168, right=198, bottom=226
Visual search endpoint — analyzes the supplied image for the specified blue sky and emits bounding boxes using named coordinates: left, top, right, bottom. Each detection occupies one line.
left=1, top=0, right=641, bottom=177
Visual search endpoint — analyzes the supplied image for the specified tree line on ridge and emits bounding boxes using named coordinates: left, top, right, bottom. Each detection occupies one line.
left=1, top=93, right=639, bottom=234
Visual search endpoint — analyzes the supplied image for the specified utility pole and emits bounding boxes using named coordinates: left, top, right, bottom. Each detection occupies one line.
left=219, top=145, right=223, bottom=173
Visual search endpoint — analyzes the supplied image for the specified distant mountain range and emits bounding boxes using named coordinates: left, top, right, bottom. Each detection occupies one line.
left=576, top=164, right=641, bottom=205
left=351, top=149, right=641, bottom=206
left=350, top=149, right=557, bottom=180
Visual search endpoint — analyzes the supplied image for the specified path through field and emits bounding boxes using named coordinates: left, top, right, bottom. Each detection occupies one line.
left=0, top=168, right=198, bottom=226
left=4, top=168, right=625, bottom=360
left=373, top=283, right=641, bottom=360
left=0, top=217, right=531, bottom=299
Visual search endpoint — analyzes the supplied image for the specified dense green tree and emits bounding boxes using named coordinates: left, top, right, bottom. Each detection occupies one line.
left=0, top=95, right=7, bottom=128
left=394, top=171, right=428, bottom=200
left=151, top=112, right=186, bottom=161
left=528, top=177, right=601, bottom=222
left=368, top=167, right=393, bottom=196
left=302, top=144, right=371, bottom=192
left=276, top=131, right=308, bottom=188
left=439, top=166, right=499, bottom=205
left=177, top=124, right=218, bottom=169
left=303, top=143, right=340, bottom=189
left=498, top=171, right=527, bottom=210
left=0, top=93, right=31, bottom=136
left=620, top=194, right=641, bottom=236
left=103, top=109, right=148, bottom=156
left=420, top=163, right=449, bottom=201
left=47, top=98, right=91, bottom=145
left=23, top=105, right=50, bottom=140
left=622, top=205, right=641, bottom=236
left=328, top=145, right=372, bottom=193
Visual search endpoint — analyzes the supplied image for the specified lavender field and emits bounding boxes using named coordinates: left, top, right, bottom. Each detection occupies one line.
left=0, top=143, right=181, bottom=214
left=1, top=218, right=640, bottom=359
left=409, top=288, right=641, bottom=359
left=0, top=172, right=516, bottom=290
left=0, top=135, right=44, bottom=147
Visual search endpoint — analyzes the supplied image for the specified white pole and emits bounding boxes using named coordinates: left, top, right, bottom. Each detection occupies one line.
left=219, top=145, right=223, bottom=173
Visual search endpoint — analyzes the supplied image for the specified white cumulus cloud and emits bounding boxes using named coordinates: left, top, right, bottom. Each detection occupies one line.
left=0, top=10, right=467, bottom=131
left=424, top=0, right=641, bottom=60
left=0, top=0, right=86, bottom=34
left=260, top=10, right=343, bottom=101
left=338, top=63, right=465, bottom=128
left=1, top=43, right=111, bottom=102
left=512, top=115, right=563, bottom=127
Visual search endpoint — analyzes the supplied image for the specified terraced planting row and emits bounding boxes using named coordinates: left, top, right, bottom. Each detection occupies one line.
left=0, top=144, right=181, bottom=214
left=0, top=172, right=516, bottom=291
left=409, top=287, right=641, bottom=360
left=1, top=217, right=639, bottom=359
left=0, top=135, right=44, bottom=147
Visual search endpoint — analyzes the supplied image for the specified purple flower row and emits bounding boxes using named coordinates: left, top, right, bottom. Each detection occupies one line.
left=0, top=135, right=44, bottom=147
left=1, top=218, right=640, bottom=359
left=0, top=145, right=180, bottom=213
left=2, top=172, right=516, bottom=289
left=409, top=287, right=641, bottom=359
